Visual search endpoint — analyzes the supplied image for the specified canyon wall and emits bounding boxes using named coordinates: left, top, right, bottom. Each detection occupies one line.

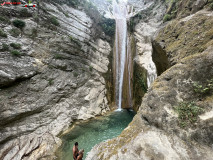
left=0, top=1, right=112, bottom=159
left=87, top=0, right=213, bottom=159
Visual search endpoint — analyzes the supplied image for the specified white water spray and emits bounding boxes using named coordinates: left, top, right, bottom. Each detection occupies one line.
left=111, top=0, right=156, bottom=110
left=112, top=0, right=129, bottom=110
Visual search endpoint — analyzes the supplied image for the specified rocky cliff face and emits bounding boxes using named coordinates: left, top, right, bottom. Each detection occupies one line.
left=87, top=0, right=213, bottom=159
left=0, top=1, right=112, bottom=159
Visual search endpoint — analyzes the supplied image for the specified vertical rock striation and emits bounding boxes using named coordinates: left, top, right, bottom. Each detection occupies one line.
left=0, top=1, right=112, bottom=159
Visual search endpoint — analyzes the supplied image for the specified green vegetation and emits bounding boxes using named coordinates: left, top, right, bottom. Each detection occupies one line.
left=48, top=79, right=54, bottom=86
left=163, top=0, right=179, bottom=22
left=84, top=0, right=115, bottom=37
left=69, top=0, right=81, bottom=7
left=31, top=28, right=38, bottom=38
left=10, top=50, right=22, bottom=56
left=129, top=19, right=135, bottom=33
left=52, top=0, right=115, bottom=37
left=54, top=53, right=65, bottom=59
left=0, top=29, right=7, bottom=38
left=55, top=0, right=115, bottom=37
left=91, top=46, right=96, bottom=52
left=133, top=59, right=147, bottom=111
left=10, top=43, right=21, bottom=49
left=89, top=66, right=93, bottom=72
left=193, top=79, right=213, bottom=96
left=0, top=16, right=6, bottom=22
left=207, top=0, right=213, bottom=10
left=33, top=14, right=39, bottom=22
left=10, top=28, right=21, bottom=37
left=70, top=36, right=82, bottom=47
left=1, top=43, right=9, bottom=51
left=84, top=0, right=98, bottom=11
left=64, top=13, right=69, bottom=17
left=73, top=72, right=78, bottom=77
left=210, top=3, right=213, bottom=10
left=50, top=16, right=60, bottom=26
left=163, top=14, right=172, bottom=22
left=81, top=68, right=86, bottom=72
left=100, top=17, right=115, bottom=37
left=20, top=8, right=31, bottom=17
left=136, top=73, right=148, bottom=93
left=85, top=41, right=91, bottom=46
left=175, top=102, right=204, bottom=128
left=139, top=77, right=147, bottom=93
left=12, top=19, right=26, bottom=30
left=0, top=16, right=10, bottom=24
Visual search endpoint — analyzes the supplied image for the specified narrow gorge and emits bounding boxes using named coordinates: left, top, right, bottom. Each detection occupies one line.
left=0, top=0, right=213, bottom=160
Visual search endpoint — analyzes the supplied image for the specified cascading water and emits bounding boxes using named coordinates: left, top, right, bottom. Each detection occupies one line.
left=142, top=58, right=157, bottom=87
left=112, top=0, right=131, bottom=110
left=111, top=0, right=156, bottom=110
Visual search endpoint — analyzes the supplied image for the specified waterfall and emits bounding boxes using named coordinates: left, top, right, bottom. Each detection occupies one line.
left=112, top=0, right=131, bottom=110
left=111, top=0, right=156, bottom=110
left=141, top=58, right=157, bottom=87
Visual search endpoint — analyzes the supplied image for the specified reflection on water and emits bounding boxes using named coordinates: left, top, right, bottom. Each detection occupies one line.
left=56, top=109, right=135, bottom=160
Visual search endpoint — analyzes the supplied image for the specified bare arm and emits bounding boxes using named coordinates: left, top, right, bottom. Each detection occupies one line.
left=73, top=148, right=77, bottom=160
left=77, top=155, right=82, bottom=160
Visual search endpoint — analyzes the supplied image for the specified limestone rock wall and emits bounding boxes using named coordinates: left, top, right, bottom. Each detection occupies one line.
left=132, top=0, right=166, bottom=86
left=0, top=2, right=112, bottom=159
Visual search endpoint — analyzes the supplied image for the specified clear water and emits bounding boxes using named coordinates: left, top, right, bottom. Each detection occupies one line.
left=56, top=109, right=135, bottom=160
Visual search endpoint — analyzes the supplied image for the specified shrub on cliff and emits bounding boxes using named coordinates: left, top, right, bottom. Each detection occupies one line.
left=69, top=0, right=80, bottom=7
left=10, top=43, right=21, bottom=49
left=210, top=3, right=213, bottom=10
left=100, top=17, right=115, bottom=37
left=193, top=79, right=213, bottom=97
left=10, top=28, right=21, bottom=37
left=20, top=8, right=32, bottom=17
left=12, top=19, right=26, bottom=30
left=0, top=16, right=10, bottom=24
left=10, top=50, right=22, bottom=56
left=54, top=53, right=65, bottom=59
left=48, top=79, right=54, bottom=86
left=1, top=43, right=9, bottom=51
left=163, top=14, right=172, bottom=22
left=208, top=0, right=213, bottom=10
left=175, top=102, right=204, bottom=128
left=50, top=16, right=60, bottom=26
left=73, top=72, right=78, bottom=77
left=70, top=36, right=82, bottom=47
left=0, top=29, right=7, bottom=38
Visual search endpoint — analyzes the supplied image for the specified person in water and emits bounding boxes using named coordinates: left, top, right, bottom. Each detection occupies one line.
left=73, top=142, right=79, bottom=160
left=77, top=149, right=84, bottom=160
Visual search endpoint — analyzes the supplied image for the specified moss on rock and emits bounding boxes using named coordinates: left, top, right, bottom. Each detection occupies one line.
left=154, top=10, right=213, bottom=66
left=133, top=63, right=147, bottom=111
